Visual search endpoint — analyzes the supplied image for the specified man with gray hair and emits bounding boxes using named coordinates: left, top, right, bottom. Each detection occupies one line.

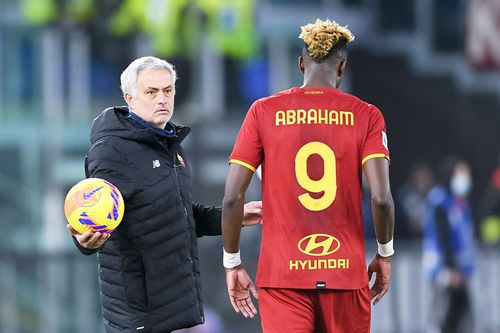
left=67, top=56, right=262, bottom=332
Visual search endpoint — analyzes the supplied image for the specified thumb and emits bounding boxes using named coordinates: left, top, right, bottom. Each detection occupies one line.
left=67, top=224, right=80, bottom=236
left=367, top=264, right=374, bottom=281
left=249, top=280, right=258, bottom=299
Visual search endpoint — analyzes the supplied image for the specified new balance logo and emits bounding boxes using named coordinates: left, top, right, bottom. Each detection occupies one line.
left=152, top=160, right=160, bottom=168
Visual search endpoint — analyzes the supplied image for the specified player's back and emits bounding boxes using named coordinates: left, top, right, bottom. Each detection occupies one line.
left=230, top=86, right=390, bottom=290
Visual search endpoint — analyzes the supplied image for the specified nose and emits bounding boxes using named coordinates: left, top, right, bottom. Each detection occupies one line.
left=157, top=92, right=168, bottom=104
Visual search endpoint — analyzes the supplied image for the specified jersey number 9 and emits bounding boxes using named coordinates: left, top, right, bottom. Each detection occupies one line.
left=295, top=142, right=337, bottom=211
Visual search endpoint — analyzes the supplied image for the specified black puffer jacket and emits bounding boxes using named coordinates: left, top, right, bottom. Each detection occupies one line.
left=75, top=107, right=221, bottom=333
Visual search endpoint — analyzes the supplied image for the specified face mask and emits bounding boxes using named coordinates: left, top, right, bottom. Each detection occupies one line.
left=450, top=173, right=471, bottom=197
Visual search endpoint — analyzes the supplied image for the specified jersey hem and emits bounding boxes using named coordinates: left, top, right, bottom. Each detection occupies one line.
left=362, top=153, right=390, bottom=165
left=256, top=282, right=369, bottom=291
left=229, top=159, right=257, bottom=172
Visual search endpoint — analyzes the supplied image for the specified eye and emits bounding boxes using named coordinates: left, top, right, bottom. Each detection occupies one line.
left=146, top=90, right=156, bottom=96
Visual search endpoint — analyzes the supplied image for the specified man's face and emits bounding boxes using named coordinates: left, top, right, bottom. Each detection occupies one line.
left=125, top=69, right=175, bottom=129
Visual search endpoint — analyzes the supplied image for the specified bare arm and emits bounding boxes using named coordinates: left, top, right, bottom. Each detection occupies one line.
left=222, top=163, right=258, bottom=318
left=222, top=164, right=254, bottom=252
left=363, top=157, right=395, bottom=305
left=363, top=158, right=394, bottom=243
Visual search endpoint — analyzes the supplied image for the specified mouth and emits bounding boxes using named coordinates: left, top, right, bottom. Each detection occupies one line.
left=156, top=109, right=169, bottom=113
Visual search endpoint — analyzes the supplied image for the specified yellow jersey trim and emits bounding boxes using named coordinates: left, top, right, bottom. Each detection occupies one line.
left=229, top=159, right=257, bottom=172
left=362, top=154, right=390, bottom=165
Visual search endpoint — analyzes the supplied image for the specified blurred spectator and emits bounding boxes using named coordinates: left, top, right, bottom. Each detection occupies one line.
left=397, top=163, right=434, bottom=238
left=478, top=153, right=500, bottom=245
left=423, top=157, right=475, bottom=333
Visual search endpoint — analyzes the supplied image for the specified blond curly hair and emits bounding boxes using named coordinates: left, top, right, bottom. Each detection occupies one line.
left=299, top=19, right=355, bottom=61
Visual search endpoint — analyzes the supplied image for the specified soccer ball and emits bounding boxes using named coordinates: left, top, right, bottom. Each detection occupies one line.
left=64, top=178, right=124, bottom=234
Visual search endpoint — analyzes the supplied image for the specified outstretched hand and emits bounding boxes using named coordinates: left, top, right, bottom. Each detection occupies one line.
left=225, top=266, right=258, bottom=318
left=367, top=254, right=392, bottom=305
left=242, top=201, right=263, bottom=226
left=67, top=224, right=110, bottom=249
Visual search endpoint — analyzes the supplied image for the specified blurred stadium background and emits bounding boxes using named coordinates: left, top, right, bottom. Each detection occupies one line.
left=0, top=0, right=499, bottom=332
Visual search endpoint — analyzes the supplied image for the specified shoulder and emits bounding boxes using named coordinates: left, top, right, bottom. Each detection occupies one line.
left=87, top=136, right=130, bottom=162
left=356, top=98, right=382, bottom=117
left=249, top=88, right=297, bottom=111
left=355, top=98, right=385, bottom=125
left=336, top=90, right=382, bottom=115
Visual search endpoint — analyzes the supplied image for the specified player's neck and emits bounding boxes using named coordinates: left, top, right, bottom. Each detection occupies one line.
left=301, top=78, right=338, bottom=89
left=301, top=72, right=339, bottom=89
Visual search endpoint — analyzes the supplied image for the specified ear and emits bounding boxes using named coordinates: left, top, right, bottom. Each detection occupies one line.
left=337, top=59, right=347, bottom=80
left=124, top=92, right=135, bottom=110
left=298, top=56, right=305, bottom=74
left=336, top=59, right=347, bottom=88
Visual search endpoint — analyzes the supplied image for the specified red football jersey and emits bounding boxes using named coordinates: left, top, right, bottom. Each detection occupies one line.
left=230, top=87, right=390, bottom=290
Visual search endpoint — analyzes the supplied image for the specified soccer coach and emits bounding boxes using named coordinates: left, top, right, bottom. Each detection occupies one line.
left=67, top=56, right=262, bottom=333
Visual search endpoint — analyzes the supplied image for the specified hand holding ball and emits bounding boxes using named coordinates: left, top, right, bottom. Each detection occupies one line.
left=64, top=178, right=124, bottom=234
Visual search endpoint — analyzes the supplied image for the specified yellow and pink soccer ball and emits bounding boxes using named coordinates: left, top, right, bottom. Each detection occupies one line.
left=64, top=178, right=124, bottom=234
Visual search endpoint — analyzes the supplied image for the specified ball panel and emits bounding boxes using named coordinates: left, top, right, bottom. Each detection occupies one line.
left=68, top=210, right=92, bottom=234
left=64, top=196, right=80, bottom=220
left=64, top=178, right=125, bottom=234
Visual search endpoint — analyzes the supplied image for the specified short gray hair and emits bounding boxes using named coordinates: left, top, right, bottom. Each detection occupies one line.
left=120, top=56, right=177, bottom=98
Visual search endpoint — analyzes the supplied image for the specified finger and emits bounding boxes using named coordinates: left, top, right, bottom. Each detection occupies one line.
left=373, top=283, right=389, bottom=305
left=373, top=286, right=388, bottom=305
left=66, top=224, right=79, bottom=236
left=370, top=283, right=381, bottom=299
left=367, top=266, right=374, bottom=280
left=235, top=292, right=253, bottom=318
left=249, top=283, right=258, bottom=299
left=87, top=232, right=104, bottom=247
left=252, top=201, right=263, bottom=210
left=248, top=202, right=262, bottom=213
left=245, top=303, right=256, bottom=318
left=97, top=232, right=111, bottom=245
left=79, top=231, right=94, bottom=243
left=93, top=232, right=110, bottom=246
left=373, top=293, right=383, bottom=305
left=246, top=297, right=258, bottom=316
left=229, top=294, right=240, bottom=313
left=236, top=299, right=250, bottom=318
left=242, top=300, right=255, bottom=318
left=240, top=296, right=255, bottom=318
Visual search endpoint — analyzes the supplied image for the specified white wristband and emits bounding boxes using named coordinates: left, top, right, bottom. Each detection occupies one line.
left=377, top=239, right=394, bottom=257
left=223, top=248, right=241, bottom=269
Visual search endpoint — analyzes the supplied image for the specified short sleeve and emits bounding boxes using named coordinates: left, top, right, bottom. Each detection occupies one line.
left=229, top=102, right=263, bottom=172
left=361, top=106, right=390, bottom=165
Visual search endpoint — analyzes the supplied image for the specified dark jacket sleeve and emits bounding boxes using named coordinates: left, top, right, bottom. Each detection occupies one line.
left=70, top=140, right=134, bottom=255
left=72, top=236, right=99, bottom=255
left=435, top=205, right=456, bottom=269
left=192, top=203, right=222, bottom=237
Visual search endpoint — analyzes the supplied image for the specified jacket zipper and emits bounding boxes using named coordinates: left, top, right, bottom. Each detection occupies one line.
left=172, top=153, right=202, bottom=316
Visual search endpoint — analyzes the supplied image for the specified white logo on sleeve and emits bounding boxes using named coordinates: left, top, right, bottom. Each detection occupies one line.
left=152, top=160, right=161, bottom=168
left=382, top=131, right=389, bottom=151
